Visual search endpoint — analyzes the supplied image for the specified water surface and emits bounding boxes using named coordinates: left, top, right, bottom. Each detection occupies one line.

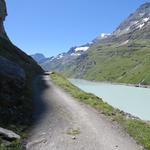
left=69, top=79, right=150, bottom=121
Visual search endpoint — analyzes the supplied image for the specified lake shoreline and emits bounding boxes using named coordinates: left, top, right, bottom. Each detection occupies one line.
left=69, top=78, right=150, bottom=121
left=69, top=78, right=150, bottom=89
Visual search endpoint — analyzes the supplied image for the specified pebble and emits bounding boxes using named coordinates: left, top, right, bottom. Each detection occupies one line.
left=72, top=136, right=76, bottom=140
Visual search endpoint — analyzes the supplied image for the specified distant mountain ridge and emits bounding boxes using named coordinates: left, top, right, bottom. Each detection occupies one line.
left=32, top=43, right=91, bottom=71
left=31, top=53, right=50, bottom=64
left=35, top=2, right=150, bottom=85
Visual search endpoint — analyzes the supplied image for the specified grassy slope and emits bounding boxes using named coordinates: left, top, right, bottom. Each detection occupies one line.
left=62, top=40, right=150, bottom=85
left=50, top=72, right=150, bottom=150
left=0, top=38, right=43, bottom=149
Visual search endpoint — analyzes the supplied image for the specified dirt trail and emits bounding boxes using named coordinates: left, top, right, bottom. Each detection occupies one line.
left=27, top=75, right=144, bottom=150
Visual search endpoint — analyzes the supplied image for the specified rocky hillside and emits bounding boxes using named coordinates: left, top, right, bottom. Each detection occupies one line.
left=0, top=0, right=43, bottom=148
left=113, top=2, right=150, bottom=40
left=41, top=2, right=150, bottom=85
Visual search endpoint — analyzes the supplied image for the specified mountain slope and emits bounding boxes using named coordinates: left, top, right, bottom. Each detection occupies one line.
left=69, top=40, right=150, bottom=85
left=43, top=2, right=150, bottom=85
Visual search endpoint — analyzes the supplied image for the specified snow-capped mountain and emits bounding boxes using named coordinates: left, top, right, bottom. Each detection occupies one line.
left=68, top=46, right=89, bottom=56
left=92, top=2, right=150, bottom=44
left=51, top=44, right=90, bottom=60
left=33, top=2, right=150, bottom=74
left=32, top=44, right=90, bottom=71
left=113, top=2, right=150, bottom=37
left=55, top=44, right=90, bottom=58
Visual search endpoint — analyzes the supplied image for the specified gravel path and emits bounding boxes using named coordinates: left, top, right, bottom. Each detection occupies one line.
left=27, top=75, right=144, bottom=150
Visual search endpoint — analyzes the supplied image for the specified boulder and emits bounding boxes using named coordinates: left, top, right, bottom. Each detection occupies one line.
left=0, top=127, right=20, bottom=141
left=0, top=56, right=26, bottom=80
left=0, top=56, right=26, bottom=105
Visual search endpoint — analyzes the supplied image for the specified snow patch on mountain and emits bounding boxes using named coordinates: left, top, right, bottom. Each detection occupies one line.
left=50, top=56, right=55, bottom=61
left=75, top=47, right=89, bottom=52
left=143, top=17, right=149, bottom=22
left=138, top=23, right=145, bottom=29
left=101, top=33, right=111, bottom=38
left=119, top=40, right=129, bottom=46
left=56, top=53, right=66, bottom=59
left=70, top=53, right=81, bottom=56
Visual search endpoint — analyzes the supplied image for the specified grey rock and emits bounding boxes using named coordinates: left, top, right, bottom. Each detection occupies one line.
left=0, top=0, right=7, bottom=21
left=71, top=136, right=76, bottom=140
left=0, top=56, right=26, bottom=80
left=0, top=127, right=20, bottom=141
left=0, top=56, right=26, bottom=105
left=0, top=0, right=9, bottom=39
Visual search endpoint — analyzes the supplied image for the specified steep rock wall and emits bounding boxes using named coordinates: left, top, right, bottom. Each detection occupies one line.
left=0, top=0, right=8, bottom=39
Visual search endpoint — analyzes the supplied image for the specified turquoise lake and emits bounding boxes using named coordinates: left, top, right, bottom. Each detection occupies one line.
left=69, top=79, right=150, bottom=121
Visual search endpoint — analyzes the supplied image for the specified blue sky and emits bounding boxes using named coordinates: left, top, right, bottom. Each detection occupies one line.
left=6, top=0, right=147, bottom=57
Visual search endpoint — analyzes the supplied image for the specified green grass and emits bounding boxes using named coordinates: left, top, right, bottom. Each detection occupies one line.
left=0, top=141, right=23, bottom=150
left=66, top=128, right=80, bottom=136
left=50, top=72, right=150, bottom=150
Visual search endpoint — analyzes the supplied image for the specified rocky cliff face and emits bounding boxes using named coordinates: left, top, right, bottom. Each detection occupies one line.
left=0, top=56, right=26, bottom=106
left=0, top=0, right=43, bottom=147
left=99, top=2, right=150, bottom=43
left=0, top=0, right=8, bottom=39
left=113, top=2, right=150, bottom=36
left=0, top=1, right=43, bottom=116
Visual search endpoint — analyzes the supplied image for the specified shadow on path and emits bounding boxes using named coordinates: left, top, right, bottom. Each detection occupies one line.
left=31, top=75, right=50, bottom=125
